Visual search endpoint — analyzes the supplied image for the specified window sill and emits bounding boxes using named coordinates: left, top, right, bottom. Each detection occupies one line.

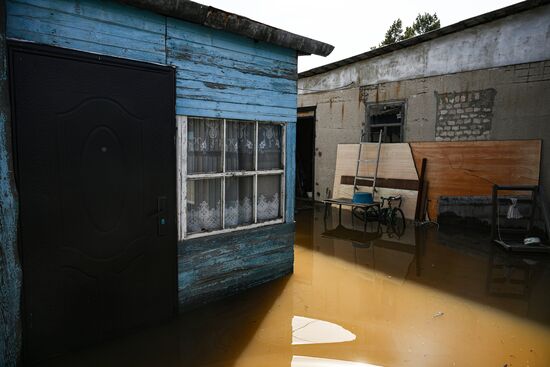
left=183, top=218, right=285, bottom=240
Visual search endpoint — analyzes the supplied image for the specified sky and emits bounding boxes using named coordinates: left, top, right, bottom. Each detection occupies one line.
left=198, top=0, right=522, bottom=72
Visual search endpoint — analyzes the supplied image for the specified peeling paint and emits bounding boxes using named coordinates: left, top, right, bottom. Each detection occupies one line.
left=3, top=0, right=302, bottom=363
left=178, top=223, right=294, bottom=310
left=203, top=81, right=228, bottom=90
left=1, top=2, right=21, bottom=365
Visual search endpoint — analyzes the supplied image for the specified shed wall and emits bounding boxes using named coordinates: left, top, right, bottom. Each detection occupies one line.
left=7, top=0, right=298, bottom=122
left=4, top=0, right=297, bottom=316
left=0, top=1, right=21, bottom=366
left=7, top=0, right=297, bottom=223
left=299, top=60, right=550, bottom=204
left=178, top=223, right=294, bottom=310
left=298, top=4, right=550, bottom=205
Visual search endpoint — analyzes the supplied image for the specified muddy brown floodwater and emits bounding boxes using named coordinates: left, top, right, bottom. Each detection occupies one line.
left=39, top=205, right=550, bottom=367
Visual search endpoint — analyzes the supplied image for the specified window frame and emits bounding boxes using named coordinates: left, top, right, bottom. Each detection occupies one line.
left=365, top=101, right=406, bottom=143
left=177, top=116, right=286, bottom=240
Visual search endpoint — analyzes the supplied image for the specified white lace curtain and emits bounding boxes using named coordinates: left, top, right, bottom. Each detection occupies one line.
left=186, top=118, right=282, bottom=234
left=226, top=120, right=254, bottom=171
left=188, top=117, right=222, bottom=175
left=256, top=124, right=282, bottom=222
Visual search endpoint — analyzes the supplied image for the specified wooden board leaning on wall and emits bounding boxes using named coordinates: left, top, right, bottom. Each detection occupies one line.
left=332, top=143, right=420, bottom=219
left=409, top=140, right=542, bottom=220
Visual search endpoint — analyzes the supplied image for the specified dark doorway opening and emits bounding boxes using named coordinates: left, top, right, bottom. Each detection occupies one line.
left=9, top=42, right=177, bottom=364
left=296, top=107, right=316, bottom=210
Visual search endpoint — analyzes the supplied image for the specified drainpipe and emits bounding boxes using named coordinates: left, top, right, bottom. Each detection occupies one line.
left=0, top=0, right=22, bottom=366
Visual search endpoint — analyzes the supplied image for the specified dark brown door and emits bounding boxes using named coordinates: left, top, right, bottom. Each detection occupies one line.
left=9, top=43, right=177, bottom=364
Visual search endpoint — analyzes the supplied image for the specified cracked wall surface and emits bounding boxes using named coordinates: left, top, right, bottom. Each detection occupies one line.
left=298, top=5, right=550, bottom=92
left=299, top=60, right=550, bottom=202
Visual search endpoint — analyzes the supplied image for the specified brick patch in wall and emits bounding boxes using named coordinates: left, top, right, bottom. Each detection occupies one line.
left=435, top=89, right=496, bottom=141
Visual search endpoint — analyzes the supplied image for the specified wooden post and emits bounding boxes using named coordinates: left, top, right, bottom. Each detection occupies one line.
left=528, top=186, right=538, bottom=233
left=414, top=158, right=427, bottom=222
left=491, top=185, right=498, bottom=241
left=538, top=186, right=550, bottom=239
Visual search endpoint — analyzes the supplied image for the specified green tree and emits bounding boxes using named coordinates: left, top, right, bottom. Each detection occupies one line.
left=378, top=12, right=440, bottom=48
left=379, top=19, right=403, bottom=47
left=409, top=13, right=441, bottom=36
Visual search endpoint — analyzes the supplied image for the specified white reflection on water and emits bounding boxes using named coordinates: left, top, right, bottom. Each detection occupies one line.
left=292, top=316, right=356, bottom=345
left=292, top=355, right=383, bottom=367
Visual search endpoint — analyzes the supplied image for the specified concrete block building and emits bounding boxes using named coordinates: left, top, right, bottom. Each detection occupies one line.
left=297, top=0, right=550, bottom=202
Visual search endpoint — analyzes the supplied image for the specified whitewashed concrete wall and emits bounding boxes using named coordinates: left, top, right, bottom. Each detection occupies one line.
left=299, top=4, right=550, bottom=92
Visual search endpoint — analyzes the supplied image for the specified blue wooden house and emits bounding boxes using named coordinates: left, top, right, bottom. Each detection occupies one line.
left=0, top=0, right=332, bottom=364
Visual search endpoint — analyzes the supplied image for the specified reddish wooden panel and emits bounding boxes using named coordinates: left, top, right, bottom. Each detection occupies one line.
left=410, top=140, right=541, bottom=219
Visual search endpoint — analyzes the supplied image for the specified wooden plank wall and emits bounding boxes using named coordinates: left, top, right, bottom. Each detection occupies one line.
left=7, top=0, right=167, bottom=63
left=178, top=223, right=294, bottom=310
left=0, top=1, right=21, bottom=364
left=410, top=140, right=542, bottom=219
left=6, top=0, right=298, bottom=306
left=332, top=143, right=419, bottom=219
left=166, top=18, right=297, bottom=122
left=6, top=0, right=298, bottom=122
left=7, top=0, right=297, bottom=223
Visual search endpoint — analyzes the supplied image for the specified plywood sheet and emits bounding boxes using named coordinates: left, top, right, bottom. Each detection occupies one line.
left=332, top=143, right=419, bottom=220
left=334, top=143, right=419, bottom=183
left=410, top=140, right=541, bottom=220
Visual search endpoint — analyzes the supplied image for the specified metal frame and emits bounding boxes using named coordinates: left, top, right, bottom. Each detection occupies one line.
left=354, top=131, right=382, bottom=198
left=365, top=100, right=406, bottom=143
left=177, top=117, right=286, bottom=240
left=491, top=184, right=538, bottom=241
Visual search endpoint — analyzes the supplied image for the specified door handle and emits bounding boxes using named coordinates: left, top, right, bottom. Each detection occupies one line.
left=157, top=196, right=167, bottom=236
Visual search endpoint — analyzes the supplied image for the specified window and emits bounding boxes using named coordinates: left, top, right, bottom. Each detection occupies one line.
left=178, top=117, right=285, bottom=239
left=365, top=102, right=405, bottom=143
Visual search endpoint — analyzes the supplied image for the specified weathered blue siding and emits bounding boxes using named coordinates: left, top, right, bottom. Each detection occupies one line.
left=6, top=0, right=297, bottom=222
left=6, top=0, right=298, bottom=122
left=5, top=0, right=296, bottom=319
left=178, top=223, right=294, bottom=310
left=1, top=1, right=21, bottom=365
left=7, top=0, right=166, bottom=63
left=167, top=19, right=297, bottom=122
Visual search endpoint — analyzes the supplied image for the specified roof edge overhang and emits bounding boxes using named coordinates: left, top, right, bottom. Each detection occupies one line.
left=119, top=0, right=334, bottom=57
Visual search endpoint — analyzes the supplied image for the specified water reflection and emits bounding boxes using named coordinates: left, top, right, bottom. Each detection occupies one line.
left=291, top=355, right=382, bottom=367
left=292, top=316, right=356, bottom=345
left=319, top=208, right=423, bottom=280
left=317, top=204, right=550, bottom=323
left=37, top=204, right=550, bottom=367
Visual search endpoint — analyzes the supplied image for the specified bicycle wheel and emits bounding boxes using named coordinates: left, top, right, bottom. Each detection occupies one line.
left=379, top=207, right=389, bottom=224
left=390, top=208, right=406, bottom=237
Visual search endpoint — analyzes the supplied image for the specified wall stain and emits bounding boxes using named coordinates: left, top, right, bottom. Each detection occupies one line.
left=203, top=82, right=228, bottom=90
